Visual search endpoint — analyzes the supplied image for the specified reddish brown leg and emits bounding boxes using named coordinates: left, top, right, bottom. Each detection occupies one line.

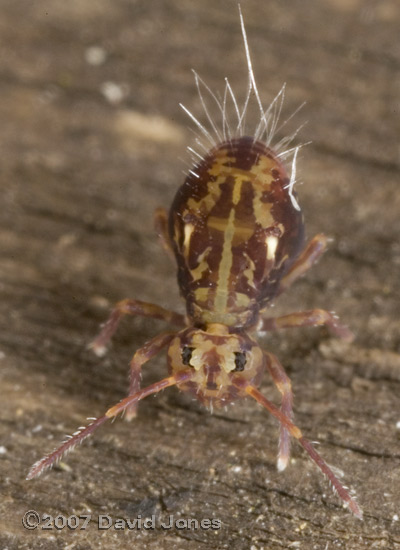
left=259, top=308, right=353, bottom=341
left=125, top=332, right=176, bottom=421
left=232, top=377, right=362, bottom=519
left=277, top=233, right=328, bottom=296
left=27, top=368, right=193, bottom=481
left=154, top=207, right=175, bottom=259
left=264, top=351, right=293, bottom=471
left=89, top=298, right=185, bottom=357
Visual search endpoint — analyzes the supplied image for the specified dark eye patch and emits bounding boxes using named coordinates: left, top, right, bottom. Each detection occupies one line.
left=233, top=351, right=246, bottom=372
left=182, top=346, right=194, bottom=366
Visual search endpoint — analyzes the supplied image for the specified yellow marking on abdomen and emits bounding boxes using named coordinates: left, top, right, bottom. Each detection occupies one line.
left=266, top=235, right=279, bottom=261
left=208, top=216, right=253, bottom=243
left=214, top=208, right=236, bottom=313
left=183, top=223, right=195, bottom=250
left=212, top=171, right=248, bottom=313
left=194, top=287, right=212, bottom=303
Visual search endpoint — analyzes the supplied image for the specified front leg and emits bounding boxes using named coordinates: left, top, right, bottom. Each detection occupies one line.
left=259, top=309, right=353, bottom=341
left=89, top=299, right=186, bottom=357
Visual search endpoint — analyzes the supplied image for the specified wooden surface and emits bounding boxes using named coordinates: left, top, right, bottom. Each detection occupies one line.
left=1, top=1, right=400, bottom=548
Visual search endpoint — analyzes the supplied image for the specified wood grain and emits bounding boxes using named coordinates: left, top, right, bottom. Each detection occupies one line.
left=1, top=1, right=399, bottom=548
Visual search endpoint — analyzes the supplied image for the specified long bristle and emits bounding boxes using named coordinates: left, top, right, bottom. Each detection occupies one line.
left=181, top=3, right=305, bottom=207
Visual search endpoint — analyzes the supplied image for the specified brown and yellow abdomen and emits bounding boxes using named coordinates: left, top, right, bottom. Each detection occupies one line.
left=170, top=137, right=305, bottom=328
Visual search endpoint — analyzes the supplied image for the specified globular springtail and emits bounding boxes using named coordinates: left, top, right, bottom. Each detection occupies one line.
left=28, top=6, right=361, bottom=519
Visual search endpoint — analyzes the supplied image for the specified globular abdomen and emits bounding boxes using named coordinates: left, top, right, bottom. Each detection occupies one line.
left=169, top=137, right=305, bottom=328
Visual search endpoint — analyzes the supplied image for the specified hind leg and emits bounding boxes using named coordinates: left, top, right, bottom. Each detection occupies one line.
left=154, top=207, right=175, bottom=259
left=262, top=232, right=353, bottom=340
left=277, top=233, right=328, bottom=296
left=89, top=299, right=185, bottom=357
left=259, top=308, right=353, bottom=341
